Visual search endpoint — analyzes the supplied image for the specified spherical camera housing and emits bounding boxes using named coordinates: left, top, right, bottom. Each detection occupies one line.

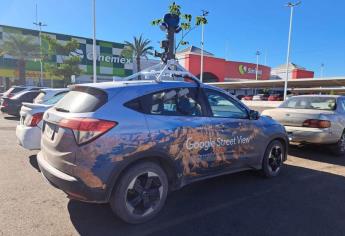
left=163, top=13, right=180, bottom=28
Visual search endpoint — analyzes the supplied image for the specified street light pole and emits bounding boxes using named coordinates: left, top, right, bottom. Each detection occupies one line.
left=92, top=0, right=97, bottom=83
left=283, top=1, right=301, bottom=101
left=320, top=63, right=324, bottom=78
left=33, top=21, right=47, bottom=87
left=255, top=50, right=261, bottom=95
left=200, top=10, right=209, bottom=83
left=255, top=50, right=261, bottom=81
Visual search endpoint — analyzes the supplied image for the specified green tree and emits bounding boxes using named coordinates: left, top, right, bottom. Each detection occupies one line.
left=0, top=48, right=6, bottom=56
left=123, top=35, right=153, bottom=75
left=43, top=35, right=82, bottom=87
left=151, top=2, right=208, bottom=51
left=3, top=34, right=39, bottom=85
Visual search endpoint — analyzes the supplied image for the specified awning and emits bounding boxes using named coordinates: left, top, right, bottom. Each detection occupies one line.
left=206, top=77, right=345, bottom=89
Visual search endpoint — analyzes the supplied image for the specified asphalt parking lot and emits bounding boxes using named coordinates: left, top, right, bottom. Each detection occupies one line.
left=1, top=113, right=345, bottom=236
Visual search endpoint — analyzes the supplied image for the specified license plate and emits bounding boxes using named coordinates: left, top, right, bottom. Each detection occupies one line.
left=45, top=123, right=56, bottom=140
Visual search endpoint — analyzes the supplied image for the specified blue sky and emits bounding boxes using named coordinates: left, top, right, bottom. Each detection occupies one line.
left=0, top=0, right=344, bottom=76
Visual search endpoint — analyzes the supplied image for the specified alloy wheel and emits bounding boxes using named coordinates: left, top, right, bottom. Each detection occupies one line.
left=268, top=145, right=283, bottom=173
left=125, top=171, right=163, bottom=217
left=340, top=133, right=345, bottom=153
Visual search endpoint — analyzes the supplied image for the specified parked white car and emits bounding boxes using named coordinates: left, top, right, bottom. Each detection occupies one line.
left=33, top=88, right=69, bottom=104
left=262, top=95, right=345, bottom=155
left=253, top=94, right=269, bottom=101
left=16, top=91, right=68, bottom=150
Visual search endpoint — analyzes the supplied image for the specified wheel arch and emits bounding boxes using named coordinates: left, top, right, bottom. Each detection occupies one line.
left=105, top=153, right=181, bottom=202
left=266, top=136, right=288, bottom=162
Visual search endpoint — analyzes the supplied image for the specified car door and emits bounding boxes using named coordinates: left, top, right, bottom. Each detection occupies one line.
left=203, top=88, right=263, bottom=169
left=144, top=86, right=216, bottom=177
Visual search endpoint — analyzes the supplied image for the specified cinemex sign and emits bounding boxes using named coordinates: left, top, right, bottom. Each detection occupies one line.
left=71, top=49, right=132, bottom=65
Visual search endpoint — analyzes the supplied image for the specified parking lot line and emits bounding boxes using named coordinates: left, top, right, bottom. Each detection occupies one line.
left=286, top=157, right=345, bottom=177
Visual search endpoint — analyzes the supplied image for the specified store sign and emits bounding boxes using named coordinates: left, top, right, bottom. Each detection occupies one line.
left=238, top=64, right=262, bottom=76
left=86, top=53, right=131, bottom=64
left=69, top=49, right=132, bottom=65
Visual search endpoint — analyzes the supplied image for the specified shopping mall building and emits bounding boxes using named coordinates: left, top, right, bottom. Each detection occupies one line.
left=0, top=24, right=157, bottom=88
left=176, top=46, right=271, bottom=82
left=0, top=24, right=314, bottom=90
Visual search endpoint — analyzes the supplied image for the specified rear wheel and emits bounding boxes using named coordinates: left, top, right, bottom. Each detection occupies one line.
left=262, top=140, right=285, bottom=178
left=110, top=161, right=168, bottom=224
left=332, top=131, right=345, bottom=156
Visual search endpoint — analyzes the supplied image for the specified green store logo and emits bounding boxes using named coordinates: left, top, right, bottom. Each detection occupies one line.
left=239, top=65, right=248, bottom=75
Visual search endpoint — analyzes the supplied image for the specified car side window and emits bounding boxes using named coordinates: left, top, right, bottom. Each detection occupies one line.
left=148, top=87, right=203, bottom=116
left=205, top=89, right=248, bottom=119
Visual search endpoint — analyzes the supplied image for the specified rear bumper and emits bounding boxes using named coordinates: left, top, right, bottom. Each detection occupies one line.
left=37, top=151, right=108, bottom=203
left=285, top=126, right=339, bottom=144
left=16, top=124, right=41, bottom=150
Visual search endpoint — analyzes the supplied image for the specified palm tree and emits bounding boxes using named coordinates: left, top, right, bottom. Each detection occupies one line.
left=124, top=35, right=153, bottom=76
left=3, top=34, right=39, bottom=85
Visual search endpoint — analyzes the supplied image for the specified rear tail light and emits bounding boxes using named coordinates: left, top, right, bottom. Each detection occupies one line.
left=58, top=118, right=117, bottom=145
left=302, top=119, right=331, bottom=128
left=2, top=100, right=8, bottom=107
left=25, top=112, right=44, bottom=127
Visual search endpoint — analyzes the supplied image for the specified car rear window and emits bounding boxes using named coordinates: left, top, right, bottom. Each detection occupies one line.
left=54, top=87, right=107, bottom=113
left=11, top=87, right=26, bottom=93
left=4, top=87, right=25, bottom=96
left=280, top=97, right=336, bottom=110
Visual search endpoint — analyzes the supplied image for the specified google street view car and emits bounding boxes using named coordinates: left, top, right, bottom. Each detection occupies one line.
left=37, top=61, right=288, bottom=224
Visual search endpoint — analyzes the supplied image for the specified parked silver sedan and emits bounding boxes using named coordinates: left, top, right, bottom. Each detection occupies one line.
left=262, top=95, right=345, bottom=155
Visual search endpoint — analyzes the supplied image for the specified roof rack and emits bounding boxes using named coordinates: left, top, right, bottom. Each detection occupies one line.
left=123, top=59, right=201, bottom=85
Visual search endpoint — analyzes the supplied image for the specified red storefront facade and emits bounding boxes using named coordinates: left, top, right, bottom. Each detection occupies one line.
left=177, top=47, right=271, bottom=82
left=292, top=69, right=314, bottom=79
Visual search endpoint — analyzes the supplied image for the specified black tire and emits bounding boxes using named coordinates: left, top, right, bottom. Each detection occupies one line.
left=110, top=161, right=168, bottom=224
left=262, top=140, right=285, bottom=178
left=332, top=131, right=345, bottom=156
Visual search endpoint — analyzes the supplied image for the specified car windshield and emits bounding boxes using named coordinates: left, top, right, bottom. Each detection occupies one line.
left=280, top=97, right=336, bottom=110
left=43, top=92, right=68, bottom=105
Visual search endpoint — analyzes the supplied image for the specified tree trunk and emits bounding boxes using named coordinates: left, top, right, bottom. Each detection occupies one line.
left=136, top=56, right=141, bottom=80
left=17, top=59, right=26, bottom=85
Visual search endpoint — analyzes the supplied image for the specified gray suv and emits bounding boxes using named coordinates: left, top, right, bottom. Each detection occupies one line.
left=38, top=70, right=288, bottom=224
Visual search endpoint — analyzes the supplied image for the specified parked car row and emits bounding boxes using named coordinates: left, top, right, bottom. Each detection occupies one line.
left=0, top=86, right=68, bottom=116
left=239, top=93, right=285, bottom=101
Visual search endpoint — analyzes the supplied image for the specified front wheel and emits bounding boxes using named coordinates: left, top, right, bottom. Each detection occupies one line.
left=262, top=140, right=285, bottom=178
left=110, top=161, right=168, bottom=224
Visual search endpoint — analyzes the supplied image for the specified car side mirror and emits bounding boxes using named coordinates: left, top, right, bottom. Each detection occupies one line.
left=249, top=110, right=260, bottom=120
